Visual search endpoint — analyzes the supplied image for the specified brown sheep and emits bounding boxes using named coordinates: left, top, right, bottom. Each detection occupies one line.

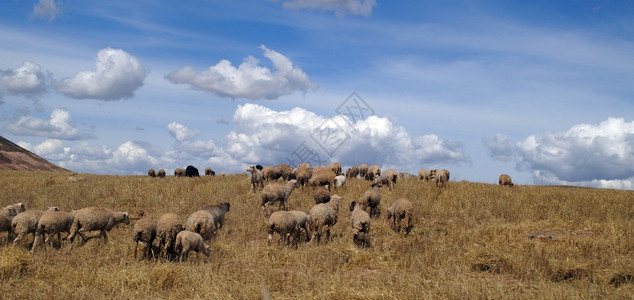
left=308, top=169, right=335, bottom=188
left=261, top=180, right=299, bottom=212
left=387, top=198, right=413, bottom=234
left=327, top=162, right=342, bottom=175
left=313, top=185, right=331, bottom=204
left=360, top=182, right=382, bottom=217
left=418, top=169, right=431, bottom=181
left=430, top=169, right=450, bottom=188
left=346, top=166, right=360, bottom=178
left=247, top=165, right=265, bottom=192
left=156, top=213, right=184, bottom=260
left=359, top=164, right=368, bottom=179
left=499, top=174, right=514, bottom=186
left=378, top=169, right=398, bottom=191
left=133, top=210, right=157, bottom=260
left=365, top=165, right=381, bottom=181
left=148, top=169, right=156, bottom=177
left=157, top=169, right=166, bottom=178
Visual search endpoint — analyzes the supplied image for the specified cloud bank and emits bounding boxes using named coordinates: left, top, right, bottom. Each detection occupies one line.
left=0, top=61, right=50, bottom=98
left=7, top=108, right=93, bottom=140
left=278, top=0, right=376, bottom=16
left=165, top=45, right=317, bottom=100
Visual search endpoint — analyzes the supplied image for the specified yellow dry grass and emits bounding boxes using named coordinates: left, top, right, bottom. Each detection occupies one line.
left=0, top=170, right=633, bottom=299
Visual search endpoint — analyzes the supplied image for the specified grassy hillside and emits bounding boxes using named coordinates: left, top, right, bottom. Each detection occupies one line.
left=0, top=170, right=633, bottom=299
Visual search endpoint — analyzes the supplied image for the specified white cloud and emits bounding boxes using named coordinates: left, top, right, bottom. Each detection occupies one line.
left=165, top=45, right=317, bottom=100
left=483, top=133, right=514, bottom=162
left=167, top=122, right=199, bottom=142
left=57, top=48, right=148, bottom=100
left=0, top=61, right=50, bottom=98
left=32, top=0, right=62, bottom=21
left=278, top=0, right=376, bottom=17
left=106, top=141, right=159, bottom=170
left=6, top=108, right=93, bottom=140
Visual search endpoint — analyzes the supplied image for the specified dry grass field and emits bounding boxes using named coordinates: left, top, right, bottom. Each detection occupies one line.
left=0, top=170, right=633, bottom=299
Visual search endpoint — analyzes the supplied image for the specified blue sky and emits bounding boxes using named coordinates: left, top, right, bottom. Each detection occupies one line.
left=1, top=0, right=634, bottom=189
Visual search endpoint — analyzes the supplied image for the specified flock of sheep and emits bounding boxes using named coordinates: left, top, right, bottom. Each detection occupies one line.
left=0, top=162, right=514, bottom=262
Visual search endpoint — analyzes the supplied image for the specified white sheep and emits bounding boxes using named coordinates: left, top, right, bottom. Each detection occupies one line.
left=333, top=175, right=346, bottom=189
left=308, top=195, right=342, bottom=244
left=247, top=165, right=264, bottom=192
left=66, top=206, right=130, bottom=248
left=201, top=202, right=230, bottom=230
left=349, top=201, right=371, bottom=247
left=360, top=182, right=382, bottom=218
left=132, top=210, right=157, bottom=260
left=186, top=210, right=216, bottom=240
left=156, top=213, right=184, bottom=260
left=31, top=210, right=77, bottom=251
left=267, top=210, right=301, bottom=247
left=260, top=179, right=299, bottom=212
left=430, top=169, right=450, bottom=187
left=418, top=169, right=431, bottom=182
left=174, top=230, right=211, bottom=262
left=289, top=210, right=310, bottom=242
left=12, top=206, right=60, bottom=246
left=386, top=198, right=413, bottom=234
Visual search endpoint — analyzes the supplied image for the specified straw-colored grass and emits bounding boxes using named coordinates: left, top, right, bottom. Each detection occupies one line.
left=0, top=170, right=633, bottom=299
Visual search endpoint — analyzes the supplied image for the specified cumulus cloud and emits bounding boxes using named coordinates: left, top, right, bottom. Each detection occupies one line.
left=0, top=61, right=50, bottom=98
left=57, top=48, right=148, bottom=100
left=165, top=45, right=317, bottom=100
left=167, top=122, right=199, bottom=142
left=483, top=133, right=514, bottom=162
left=278, top=0, right=376, bottom=16
left=32, top=0, right=62, bottom=21
left=6, top=108, right=93, bottom=140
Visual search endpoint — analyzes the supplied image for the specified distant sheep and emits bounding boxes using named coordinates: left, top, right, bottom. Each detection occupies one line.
left=308, top=194, right=342, bottom=244
left=313, top=185, right=331, bottom=205
left=359, top=164, right=368, bottom=179
left=346, top=166, right=360, bottom=178
left=132, top=210, right=157, bottom=260
left=148, top=169, right=156, bottom=177
left=32, top=210, right=77, bottom=250
left=378, top=169, right=398, bottom=191
left=205, top=167, right=216, bottom=176
left=156, top=213, right=184, bottom=260
left=387, top=198, right=413, bottom=234
left=185, top=165, right=200, bottom=177
left=327, top=162, right=342, bottom=175
left=308, top=169, right=335, bottom=188
left=418, top=169, right=431, bottom=182
left=349, top=201, right=371, bottom=247
left=247, top=165, right=265, bottom=192
left=157, top=169, right=166, bottom=178
left=499, top=174, right=514, bottom=186
left=365, top=165, right=381, bottom=181
left=295, top=168, right=312, bottom=187
left=12, top=206, right=60, bottom=246
left=175, top=230, right=211, bottom=261
left=360, top=182, right=382, bottom=218
left=267, top=210, right=301, bottom=247
left=174, top=168, right=185, bottom=177
left=261, top=180, right=299, bottom=212
left=333, top=175, right=346, bottom=189
left=263, top=164, right=294, bottom=182
left=67, top=207, right=130, bottom=248
left=430, top=169, right=450, bottom=187
left=202, top=202, right=230, bottom=230
left=186, top=210, right=216, bottom=240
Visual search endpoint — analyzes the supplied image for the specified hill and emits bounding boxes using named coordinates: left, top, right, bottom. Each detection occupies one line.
left=0, top=136, right=69, bottom=171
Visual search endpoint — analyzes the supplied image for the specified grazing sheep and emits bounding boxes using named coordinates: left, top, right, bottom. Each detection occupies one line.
left=308, top=169, right=335, bottom=188
left=359, top=164, right=369, bottom=179
left=202, top=202, right=230, bottom=230
left=263, top=164, right=294, bottom=182
left=132, top=210, right=157, bottom=260
left=399, top=172, right=417, bottom=180
left=158, top=169, right=166, bottom=178
left=174, top=168, right=185, bottom=177
left=327, top=162, right=342, bottom=175
left=333, top=175, right=346, bottom=189
left=308, top=195, right=342, bottom=244
left=387, top=198, right=413, bottom=234
left=360, top=182, right=382, bottom=218
left=148, top=169, right=156, bottom=177
left=67, top=207, right=130, bottom=248
left=379, top=169, right=398, bottom=191
left=186, top=210, right=216, bottom=240
left=0, top=203, right=23, bottom=244
left=175, top=230, right=211, bottom=262
left=499, top=174, right=514, bottom=186
left=418, top=169, right=431, bottom=182
left=267, top=211, right=301, bottom=247
left=346, top=166, right=360, bottom=178
left=430, top=169, right=450, bottom=187
left=349, top=201, right=371, bottom=247
left=12, top=207, right=60, bottom=246
left=247, top=165, right=265, bottom=192
left=365, top=165, right=381, bottom=181
left=313, top=185, right=331, bottom=204
left=32, top=210, right=77, bottom=250
left=261, top=180, right=299, bottom=212
left=185, top=165, right=200, bottom=177
left=295, top=168, right=312, bottom=187
left=289, top=210, right=310, bottom=242
left=156, top=213, right=184, bottom=260
left=205, top=167, right=216, bottom=176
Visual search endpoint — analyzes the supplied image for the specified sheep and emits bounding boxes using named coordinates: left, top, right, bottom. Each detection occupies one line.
left=267, top=210, right=301, bottom=247
left=202, top=202, right=230, bottom=230
left=263, top=164, right=294, bottom=182
left=295, top=168, right=312, bottom=187
left=0, top=203, right=23, bottom=244
left=499, top=174, right=514, bottom=186
left=399, top=172, right=417, bottom=180
left=247, top=165, right=265, bottom=192
left=174, top=168, right=185, bottom=177
left=185, top=165, right=200, bottom=177
left=386, top=198, right=413, bottom=234
left=132, top=210, right=157, bottom=260
left=262, top=166, right=275, bottom=182
left=66, top=207, right=130, bottom=248
left=260, top=179, right=299, bottom=212
left=346, top=166, right=360, bottom=178
left=359, top=164, right=368, bottom=179
left=148, top=169, right=156, bottom=177
left=156, top=213, right=184, bottom=260
left=360, top=182, right=382, bottom=218
left=289, top=210, right=310, bottom=242
left=12, top=206, right=60, bottom=247
left=418, top=169, right=431, bottom=182
left=308, top=194, right=342, bottom=244
left=430, top=169, right=450, bottom=187
left=175, top=230, right=211, bottom=262
left=205, top=167, right=216, bottom=176
left=378, top=169, right=398, bottom=191
left=333, top=175, right=346, bottom=189
left=157, top=169, right=166, bottom=178
left=31, top=210, right=77, bottom=251
left=313, top=185, right=331, bottom=204
left=308, top=169, right=335, bottom=188
left=349, top=201, right=371, bottom=247
left=365, top=165, right=381, bottom=181
left=186, top=210, right=216, bottom=240
left=327, top=162, right=342, bottom=175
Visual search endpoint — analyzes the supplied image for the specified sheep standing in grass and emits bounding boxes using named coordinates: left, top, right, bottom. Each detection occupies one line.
left=308, top=195, right=342, bottom=244
left=308, top=169, right=335, bottom=188
left=313, top=185, right=331, bottom=204
left=267, top=210, right=301, bottom=247
left=202, top=202, right=230, bottom=230
left=289, top=210, right=310, bottom=242
left=346, top=166, right=360, bottom=178
left=379, top=169, right=398, bottom=191
left=333, top=175, right=346, bottom=189
left=186, top=210, right=216, bottom=240
left=148, top=169, right=156, bottom=177
left=205, top=167, right=216, bottom=176
left=156, top=213, right=184, bottom=260
left=158, top=169, right=166, bottom=178
left=349, top=201, right=371, bottom=247
left=499, top=174, right=514, bottom=186
left=296, top=168, right=312, bottom=188
left=387, top=198, right=413, bottom=234
left=430, top=169, right=450, bottom=187
left=32, top=210, right=77, bottom=250
left=67, top=207, right=130, bottom=248
left=327, top=162, right=342, bottom=175
left=174, top=168, right=185, bottom=177
left=365, top=165, right=381, bottom=181
left=359, top=164, right=368, bottom=179
left=175, top=230, right=211, bottom=262
left=12, top=206, right=60, bottom=246
left=261, top=180, right=299, bottom=212
left=132, top=210, right=157, bottom=260
left=247, top=165, right=264, bottom=192
left=418, top=169, right=431, bottom=182
left=360, top=182, right=382, bottom=218
left=1, top=203, right=23, bottom=244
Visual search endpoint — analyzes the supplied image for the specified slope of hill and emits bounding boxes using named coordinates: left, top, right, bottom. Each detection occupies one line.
left=0, top=136, right=69, bottom=171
